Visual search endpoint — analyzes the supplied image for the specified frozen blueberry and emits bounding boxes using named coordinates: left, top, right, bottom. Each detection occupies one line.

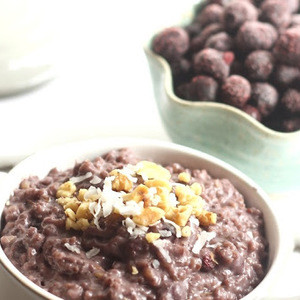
left=273, top=65, right=300, bottom=89
left=242, top=105, right=262, bottom=121
left=236, top=21, right=278, bottom=53
left=290, top=15, right=300, bottom=29
left=170, top=58, right=191, bottom=78
left=193, top=48, right=233, bottom=81
left=251, top=83, right=279, bottom=117
left=223, top=0, right=258, bottom=33
left=152, top=27, right=189, bottom=61
left=281, top=89, right=300, bottom=114
left=260, top=0, right=291, bottom=29
left=207, top=0, right=231, bottom=6
left=184, top=22, right=202, bottom=38
left=190, top=75, right=219, bottom=101
left=273, top=28, right=300, bottom=68
left=253, top=0, right=264, bottom=6
left=176, top=83, right=193, bottom=100
left=204, top=32, right=234, bottom=51
left=221, top=75, right=251, bottom=108
left=287, top=0, right=299, bottom=13
left=190, top=23, right=224, bottom=53
left=230, top=60, right=245, bottom=76
left=196, top=4, right=224, bottom=28
left=282, top=117, right=300, bottom=132
left=244, top=50, right=274, bottom=81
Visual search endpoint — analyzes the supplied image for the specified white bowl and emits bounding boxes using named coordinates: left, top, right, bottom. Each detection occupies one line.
left=0, top=137, right=294, bottom=299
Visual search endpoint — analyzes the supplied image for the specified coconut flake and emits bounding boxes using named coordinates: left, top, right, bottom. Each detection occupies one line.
left=192, top=231, right=217, bottom=254
left=123, top=217, right=137, bottom=235
left=118, top=166, right=138, bottom=183
left=64, top=243, right=80, bottom=254
left=159, top=230, right=172, bottom=237
left=247, top=231, right=254, bottom=239
left=149, top=220, right=161, bottom=227
left=70, top=172, right=93, bottom=183
left=84, top=186, right=102, bottom=201
left=163, top=217, right=182, bottom=238
left=207, top=242, right=222, bottom=249
left=102, top=200, right=113, bottom=218
left=152, top=259, right=160, bottom=269
left=151, top=196, right=160, bottom=206
left=90, top=175, right=101, bottom=185
left=89, top=200, right=102, bottom=229
left=86, top=247, right=100, bottom=259
left=117, top=200, right=143, bottom=217
left=131, top=226, right=148, bottom=238
left=189, top=215, right=200, bottom=227
left=133, top=162, right=148, bottom=181
left=169, top=192, right=179, bottom=207
left=153, top=239, right=172, bottom=263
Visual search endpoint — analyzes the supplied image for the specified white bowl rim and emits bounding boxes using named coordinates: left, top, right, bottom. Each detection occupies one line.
left=144, top=36, right=300, bottom=140
left=0, top=137, right=292, bottom=299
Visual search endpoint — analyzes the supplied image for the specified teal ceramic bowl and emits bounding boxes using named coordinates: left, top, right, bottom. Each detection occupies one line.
left=144, top=2, right=300, bottom=195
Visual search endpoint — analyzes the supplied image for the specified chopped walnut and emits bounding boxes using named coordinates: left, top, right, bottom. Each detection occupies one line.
left=56, top=181, right=76, bottom=198
left=178, top=172, right=191, bottom=183
left=110, top=170, right=133, bottom=192
left=145, top=232, right=161, bottom=243
left=133, top=207, right=165, bottom=226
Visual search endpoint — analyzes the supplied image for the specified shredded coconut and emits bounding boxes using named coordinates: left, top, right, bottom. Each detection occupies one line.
left=247, top=231, right=254, bottom=239
left=169, top=192, right=179, bottom=207
left=84, top=186, right=102, bottom=201
left=153, top=239, right=172, bottom=263
left=90, top=175, right=101, bottom=185
left=89, top=200, right=102, bottom=229
left=86, top=247, right=100, bottom=259
left=192, top=231, right=216, bottom=254
left=131, top=226, right=148, bottom=238
left=116, top=200, right=143, bottom=217
left=152, top=259, right=160, bottom=269
left=159, top=230, right=172, bottom=237
left=163, top=217, right=182, bottom=238
left=189, top=215, right=200, bottom=227
left=123, top=217, right=136, bottom=235
left=70, top=172, right=93, bottom=183
left=64, top=243, right=80, bottom=254
left=118, top=166, right=138, bottom=183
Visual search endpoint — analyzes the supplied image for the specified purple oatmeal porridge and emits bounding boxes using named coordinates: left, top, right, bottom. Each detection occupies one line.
left=0, top=149, right=268, bottom=300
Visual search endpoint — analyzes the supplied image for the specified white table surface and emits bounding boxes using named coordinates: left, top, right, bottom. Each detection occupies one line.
left=0, top=1, right=299, bottom=299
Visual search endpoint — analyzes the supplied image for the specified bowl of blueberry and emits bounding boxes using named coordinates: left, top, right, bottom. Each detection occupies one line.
left=144, top=0, right=300, bottom=194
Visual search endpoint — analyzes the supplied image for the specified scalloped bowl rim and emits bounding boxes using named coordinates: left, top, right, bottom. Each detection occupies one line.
left=144, top=46, right=300, bottom=140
